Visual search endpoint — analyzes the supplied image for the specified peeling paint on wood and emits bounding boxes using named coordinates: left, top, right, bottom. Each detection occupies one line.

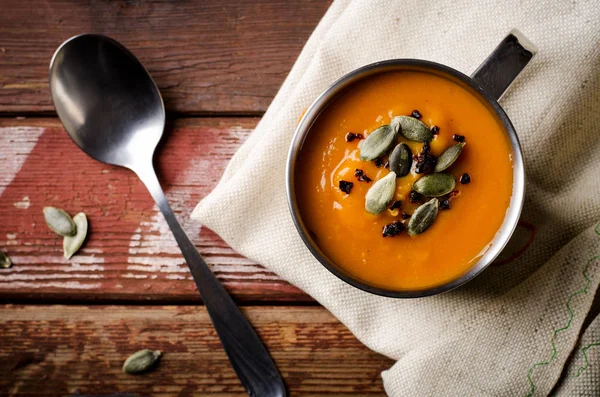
left=0, top=119, right=309, bottom=302
left=13, top=196, right=30, bottom=209
left=0, top=127, right=45, bottom=195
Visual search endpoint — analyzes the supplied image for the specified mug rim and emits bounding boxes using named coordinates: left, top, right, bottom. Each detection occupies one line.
left=286, top=59, right=525, bottom=298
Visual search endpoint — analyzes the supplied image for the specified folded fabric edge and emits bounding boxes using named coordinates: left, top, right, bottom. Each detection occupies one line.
left=381, top=220, right=600, bottom=397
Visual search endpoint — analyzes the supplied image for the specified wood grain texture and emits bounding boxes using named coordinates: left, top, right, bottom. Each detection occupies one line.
left=0, top=118, right=311, bottom=302
left=0, top=305, right=393, bottom=396
left=0, top=0, right=331, bottom=115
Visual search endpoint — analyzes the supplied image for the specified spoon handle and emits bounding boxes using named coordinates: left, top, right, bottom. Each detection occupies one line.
left=137, top=167, right=287, bottom=397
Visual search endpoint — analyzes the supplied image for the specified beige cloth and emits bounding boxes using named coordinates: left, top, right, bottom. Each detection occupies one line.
left=192, top=0, right=600, bottom=395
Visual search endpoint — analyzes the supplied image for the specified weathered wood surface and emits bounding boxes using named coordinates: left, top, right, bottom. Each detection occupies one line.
left=0, top=118, right=311, bottom=302
left=0, top=305, right=392, bottom=396
left=0, top=4, right=395, bottom=395
left=0, top=0, right=331, bottom=115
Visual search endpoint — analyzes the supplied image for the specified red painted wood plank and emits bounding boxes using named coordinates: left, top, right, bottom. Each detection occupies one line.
left=0, top=118, right=310, bottom=302
left=0, top=0, right=331, bottom=114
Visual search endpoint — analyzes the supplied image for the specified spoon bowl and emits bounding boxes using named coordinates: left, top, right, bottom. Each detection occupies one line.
left=50, top=35, right=163, bottom=171
left=49, top=34, right=286, bottom=397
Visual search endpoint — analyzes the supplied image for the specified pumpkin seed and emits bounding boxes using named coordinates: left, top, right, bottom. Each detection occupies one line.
left=391, top=116, right=433, bottom=142
left=434, top=142, right=466, bottom=172
left=408, top=198, right=439, bottom=236
left=389, top=143, right=412, bottom=177
left=0, top=251, right=12, bottom=269
left=63, top=213, right=88, bottom=259
left=412, top=173, right=456, bottom=197
left=123, top=349, right=161, bottom=374
left=359, top=124, right=397, bottom=161
left=43, top=207, right=77, bottom=237
left=365, top=172, right=396, bottom=214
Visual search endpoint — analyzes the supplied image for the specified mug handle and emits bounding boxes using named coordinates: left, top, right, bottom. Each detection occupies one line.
left=471, top=29, right=537, bottom=101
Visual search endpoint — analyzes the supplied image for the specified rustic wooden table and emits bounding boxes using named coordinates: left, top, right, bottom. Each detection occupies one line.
left=0, top=1, right=393, bottom=395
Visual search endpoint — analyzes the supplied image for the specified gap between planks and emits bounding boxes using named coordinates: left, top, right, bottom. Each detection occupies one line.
left=0, top=111, right=266, bottom=118
left=0, top=296, right=321, bottom=306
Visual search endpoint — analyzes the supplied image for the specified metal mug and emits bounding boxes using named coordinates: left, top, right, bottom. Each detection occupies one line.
left=286, top=29, right=537, bottom=298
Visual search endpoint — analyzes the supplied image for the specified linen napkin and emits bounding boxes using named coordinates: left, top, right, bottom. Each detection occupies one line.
left=192, top=0, right=600, bottom=395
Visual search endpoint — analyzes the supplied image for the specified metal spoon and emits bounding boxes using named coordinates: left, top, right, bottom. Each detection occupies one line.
left=49, top=34, right=286, bottom=397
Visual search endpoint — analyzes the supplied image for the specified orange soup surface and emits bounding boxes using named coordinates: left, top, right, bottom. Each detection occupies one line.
left=296, top=70, right=513, bottom=291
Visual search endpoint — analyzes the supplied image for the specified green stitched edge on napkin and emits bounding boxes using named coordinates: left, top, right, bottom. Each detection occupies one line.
left=524, top=221, right=600, bottom=397
left=574, top=341, right=600, bottom=377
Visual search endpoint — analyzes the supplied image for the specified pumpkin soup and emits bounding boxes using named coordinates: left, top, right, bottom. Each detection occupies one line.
left=295, top=70, right=513, bottom=291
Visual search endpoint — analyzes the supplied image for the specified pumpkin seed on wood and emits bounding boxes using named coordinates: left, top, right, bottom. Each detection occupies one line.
left=391, top=116, right=433, bottom=142
left=43, top=207, right=77, bottom=237
left=359, top=124, right=397, bottom=161
left=412, top=173, right=456, bottom=197
left=408, top=198, right=439, bottom=236
left=0, top=251, right=12, bottom=269
left=434, top=142, right=465, bottom=172
left=365, top=172, right=396, bottom=214
left=389, top=143, right=412, bottom=177
left=63, top=213, right=88, bottom=259
left=123, top=349, right=161, bottom=374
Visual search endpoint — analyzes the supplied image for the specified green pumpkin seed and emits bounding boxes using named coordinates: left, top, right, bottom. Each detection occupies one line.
left=408, top=198, right=439, bottom=236
left=391, top=116, right=433, bottom=142
left=365, top=172, right=396, bottom=214
left=412, top=173, right=456, bottom=197
left=123, top=349, right=161, bottom=374
left=43, top=207, right=77, bottom=237
left=63, top=213, right=88, bottom=259
left=359, top=124, right=397, bottom=161
left=389, top=143, right=412, bottom=177
left=434, top=142, right=466, bottom=172
left=0, top=251, right=12, bottom=269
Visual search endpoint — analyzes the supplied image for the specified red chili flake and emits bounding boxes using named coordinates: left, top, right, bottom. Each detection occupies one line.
left=414, top=142, right=437, bottom=174
left=354, top=169, right=372, bottom=183
left=390, top=200, right=402, bottom=210
left=409, top=190, right=423, bottom=203
left=401, top=212, right=411, bottom=219
left=411, top=110, right=422, bottom=119
left=431, top=125, right=440, bottom=135
left=448, top=190, right=460, bottom=198
left=460, top=173, right=471, bottom=184
left=345, top=132, right=364, bottom=142
left=375, top=157, right=384, bottom=168
left=339, top=180, right=353, bottom=194
left=453, top=134, right=465, bottom=142
left=382, top=221, right=405, bottom=237
left=439, top=199, right=451, bottom=210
